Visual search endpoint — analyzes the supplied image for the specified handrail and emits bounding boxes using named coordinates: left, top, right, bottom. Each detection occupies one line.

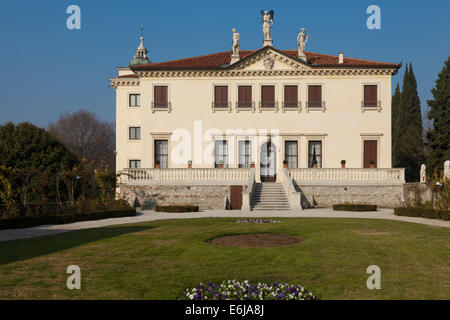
left=242, top=168, right=256, bottom=211
left=280, top=168, right=302, bottom=210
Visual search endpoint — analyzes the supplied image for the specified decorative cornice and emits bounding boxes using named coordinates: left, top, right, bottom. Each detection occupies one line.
left=109, top=78, right=140, bottom=88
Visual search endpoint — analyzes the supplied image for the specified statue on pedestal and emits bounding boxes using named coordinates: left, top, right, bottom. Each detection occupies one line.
left=260, top=10, right=274, bottom=46
left=297, top=28, right=308, bottom=59
left=230, top=28, right=240, bottom=64
left=444, top=160, right=450, bottom=181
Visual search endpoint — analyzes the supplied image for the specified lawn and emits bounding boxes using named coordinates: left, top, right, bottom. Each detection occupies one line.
left=0, top=217, right=449, bottom=299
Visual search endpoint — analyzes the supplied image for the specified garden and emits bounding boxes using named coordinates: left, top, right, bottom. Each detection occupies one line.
left=0, top=217, right=449, bottom=299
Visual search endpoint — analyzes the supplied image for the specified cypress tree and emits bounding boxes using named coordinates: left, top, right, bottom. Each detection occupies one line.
left=391, top=82, right=401, bottom=167
left=426, top=56, right=450, bottom=176
left=396, top=63, right=425, bottom=181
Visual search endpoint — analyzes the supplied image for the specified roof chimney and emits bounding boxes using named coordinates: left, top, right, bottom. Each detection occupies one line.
left=338, top=52, right=344, bottom=64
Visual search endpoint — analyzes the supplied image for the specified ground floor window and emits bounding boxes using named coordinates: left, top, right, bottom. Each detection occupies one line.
left=308, top=141, right=322, bottom=168
left=285, top=141, right=298, bottom=168
left=129, top=160, right=141, bottom=168
left=154, top=140, right=168, bottom=168
left=214, top=140, right=228, bottom=168
left=238, top=140, right=251, bottom=168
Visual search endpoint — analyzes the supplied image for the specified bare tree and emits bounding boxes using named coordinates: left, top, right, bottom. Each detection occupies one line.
left=48, top=110, right=115, bottom=169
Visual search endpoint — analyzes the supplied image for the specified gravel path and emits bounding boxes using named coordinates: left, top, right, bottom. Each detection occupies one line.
left=1, top=208, right=449, bottom=242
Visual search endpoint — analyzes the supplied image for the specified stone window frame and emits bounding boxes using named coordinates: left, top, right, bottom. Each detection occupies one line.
left=361, top=82, right=382, bottom=112
left=281, top=82, right=301, bottom=112
left=235, top=83, right=255, bottom=112
left=303, top=134, right=327, bottom=168
left=151, top=83, right=172, bottom=113
left=128, top=92, right=141, bottom=108
left=212, top=83, right=231, bottom=112
left=128, top=126, right=141, bottom=141
left=305, top=83, right=326, bottom=112
left=360, top=133, right=383, bottom=168
left=258, top=83, right=279, bottom=112
left=150, top=132, right=172, bottom=168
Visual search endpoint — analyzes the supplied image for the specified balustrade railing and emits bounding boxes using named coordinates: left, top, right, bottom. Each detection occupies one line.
left=120, top=168, right=252, bottom=185
left=288, top=168, right=405, bottom=184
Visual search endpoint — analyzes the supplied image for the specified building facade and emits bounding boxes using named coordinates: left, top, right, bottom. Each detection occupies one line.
left=111, top=22, right=405, bottom=210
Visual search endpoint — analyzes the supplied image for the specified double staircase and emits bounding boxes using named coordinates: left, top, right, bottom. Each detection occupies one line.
left=251, top=183, right=291, bottom=211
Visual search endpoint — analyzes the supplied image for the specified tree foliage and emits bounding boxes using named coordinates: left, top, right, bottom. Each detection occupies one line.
left=392, top=63, right=425, bottom=181
left=426, top=56, right=450, bottom=175
left=0, top=122, right=78, bottom=203
left=48, top=110, right=115, bottom=169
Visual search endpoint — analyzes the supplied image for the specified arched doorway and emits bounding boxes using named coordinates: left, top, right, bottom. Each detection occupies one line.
left=260, top=142, right=276, bottom=182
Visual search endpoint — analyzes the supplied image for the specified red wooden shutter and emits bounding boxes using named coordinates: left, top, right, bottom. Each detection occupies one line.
left=261, top=86, right=275, bottom=102
left=238, top=86, right=252, bottom=102
left=154, top=86, right=168, bottom=104
left=363, top=140, right=377, bottom=168
left=284, top=85, right=298, bottom=103
left=364, top=85, right=377, bottom=102
left=215, top=86, right=228, bottom=103
left=308, top=85, right=322, bottom=102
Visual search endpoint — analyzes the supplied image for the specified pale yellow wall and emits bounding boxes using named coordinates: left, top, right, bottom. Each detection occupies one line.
left=114, top=68, right=393, bottom=181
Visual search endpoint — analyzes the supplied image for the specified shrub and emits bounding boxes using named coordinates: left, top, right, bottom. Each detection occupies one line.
left=394, top=207, right=448, bottom=220
left=0, top=208, right=136, bottom=229
left=154, top=205, right=199, bottom=213
left=179, top=280, right=318, bottom=300
left=333, top=204, right=377, bottom=212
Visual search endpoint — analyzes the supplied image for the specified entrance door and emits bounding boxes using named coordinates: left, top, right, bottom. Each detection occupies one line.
left=260, top=142, right=277, bottom=182
left=363, top=140, right=377, bottom=168
left=230, top=185, right=243, bottom=210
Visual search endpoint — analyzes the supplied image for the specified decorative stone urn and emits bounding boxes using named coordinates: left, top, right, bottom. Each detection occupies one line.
left=187, top=160, right=192, bottom=168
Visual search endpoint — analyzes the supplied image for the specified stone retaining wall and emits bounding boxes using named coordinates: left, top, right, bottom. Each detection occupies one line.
left=119, top=184, right=230, bottom=210
left=295, top=183, right=405, bottom=208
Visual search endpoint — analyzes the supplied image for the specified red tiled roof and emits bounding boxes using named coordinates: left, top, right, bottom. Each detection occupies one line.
left=131, top=47, right=400, bottom=71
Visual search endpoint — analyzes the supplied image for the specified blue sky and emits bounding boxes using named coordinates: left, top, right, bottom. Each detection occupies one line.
left=0, top=0, right=448, bottom=127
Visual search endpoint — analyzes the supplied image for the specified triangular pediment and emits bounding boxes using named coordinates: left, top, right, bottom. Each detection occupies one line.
left=229, top=47, right=311, bottom=71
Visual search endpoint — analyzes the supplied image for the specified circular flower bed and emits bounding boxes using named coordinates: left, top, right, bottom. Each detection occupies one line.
left=236, top=219, right=281, bottom=224
left=179, top=280, right=318, bottom=300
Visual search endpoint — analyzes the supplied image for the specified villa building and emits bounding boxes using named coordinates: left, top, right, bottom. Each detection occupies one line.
left=111, top=14, right=405, bottom=211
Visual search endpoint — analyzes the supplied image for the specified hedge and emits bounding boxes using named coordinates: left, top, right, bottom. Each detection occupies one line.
left=333, top=204, right=377, bottom=212
left=0, top=208, right=137, bottom=229
left=394, top=207, right=449, bottom=220
left=154, top=205, right=199, bottom=213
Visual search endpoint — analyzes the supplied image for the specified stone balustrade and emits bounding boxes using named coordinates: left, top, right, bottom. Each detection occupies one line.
left=288, top=168, right=405, bottom=185
left=120, top=168, right=252, bottom=185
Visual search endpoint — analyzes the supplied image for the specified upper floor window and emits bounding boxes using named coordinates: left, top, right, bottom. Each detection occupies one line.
left=308, top=141, right=322, bottom=168
left=283, top=85, right=299, bottom=109
left=260, top=85, right=275, bottom=109
left=285, top=141, right=298, bottom=168
left=129, top=127, right=141, bottom=140
left=129, top=94, right=140, bottom=107
left=363, top=85, right=379, bottom=109
left=237, top=86, right=253, bottom=109
left=214, top=140, right=228, bottom=168
left=238, top=140, right=252, bottom=168
left=153, top=86, right=169, bottom=109
left=307, top=85, right=323, bottom=109
left=213, top=86, right=229, bottom=109
left=129, top=160, right=141, bottom=169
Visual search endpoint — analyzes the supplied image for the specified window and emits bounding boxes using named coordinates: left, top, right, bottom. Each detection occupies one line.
left=154, top=140, right=168, bottom=168
left=308, top=141, right=322, bottom=168
left=284, top=85, right=298, bottom=108
left=214, top=86, right=228, bottom=108
left=238, top=140, right=252, bottom=168
left=129, top=94, right=140, bottom=107
left=307, top=85, right=322, bottom=108
left=129, top=127, right=140, bottom=140
left=285, top=141, right=298, bottom=168
left=214, top=140, right=228, bottom=168
left=363, top=85, right=378, bottom=108
left=237, top=86, right=252, bottom=108
left=261, top=85, right=275, bottom=108
left=154, top=86, right=168, bottom=109
left=363, top=140, right=377, bottom=168
left=129, top=160, right=141, bottom=169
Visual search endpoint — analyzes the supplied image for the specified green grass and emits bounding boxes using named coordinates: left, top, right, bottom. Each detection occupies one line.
left=0, top=218, right=449, bottom=299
